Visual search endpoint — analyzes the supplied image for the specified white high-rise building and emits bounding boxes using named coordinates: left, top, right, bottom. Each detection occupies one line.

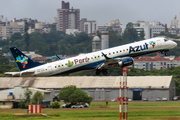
left=84, top=21, right=97, bottom=34
left=98, top=19, right=123, bottom=35
left=133, top=21, right=166, bottom=39
left=169, top=14, right=180, bottom=35
left=170, top=16, right=178, bottom=28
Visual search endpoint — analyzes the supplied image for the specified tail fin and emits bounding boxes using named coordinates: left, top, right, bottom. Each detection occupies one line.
left=9, top=47, right=43, bottom=71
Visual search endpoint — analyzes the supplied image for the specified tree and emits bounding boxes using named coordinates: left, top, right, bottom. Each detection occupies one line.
left=122, top=22, right=139, bottom=43
left=18, top=87, right=32, bottom=109
left=51, top=101, right=60, bottom=108
left=107, top=28, right=122, bottom=47
left=10, top=32, right=22, bottom=42
left=96, top=30, right=101, bottom=39
left=31, top=91, right=45, bottom=104
left=24, top=22, right=30, bottom=51
left=139, top=29, right=145, bottom=40
left=0, top=49, right=9, bottom=65
left=59, top=85, right=92, bottom=104
left=24, top=87, right=32, bottom=104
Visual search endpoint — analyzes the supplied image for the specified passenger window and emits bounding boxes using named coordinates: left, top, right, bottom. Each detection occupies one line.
left=116, top=51, right=118, bottom=53
left=113, top=52, right=115, bottom=54
left=120, top=50, right=121, bottom=52
left=109, top=53, right=111, bottom=55
left=91, top=57, right=93, bottom=59
left=58, top=65, right=60, bottom=67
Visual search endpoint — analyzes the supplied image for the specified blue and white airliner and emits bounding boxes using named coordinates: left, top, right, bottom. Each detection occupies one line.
left=5, top=37, right=177, bottom=77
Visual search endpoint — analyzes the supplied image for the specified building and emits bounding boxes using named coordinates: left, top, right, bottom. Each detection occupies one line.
left=101, top=31, right=109, bottom=50
left=133, top=21, right=166, bottom=39
left=79, top=18, right=87, bottom=32
left=133, top=55, right=180, bottom=70
left=168, top=28, right=180, bottom=35
left=66, top=29, right=80, bottom=35
left=0, top=21, right=24, bottom=38
left=98, top=19, right=123, bottom=35
left=92, top=36, right=101, bottom=52
left=84, top=21, right=97, bottom=34
left=0, top=85, right=52, bottom=108
left=0, top=76, right=176, bottom=102
left=57, top=1, right=80, bottom=32
left=170, top=16, right=178, bottom=28
left=0, top=18, right=40, bottom=38
left=13, top=18, right=38, bottom=29
left=79, top=18, right=97, bottom=34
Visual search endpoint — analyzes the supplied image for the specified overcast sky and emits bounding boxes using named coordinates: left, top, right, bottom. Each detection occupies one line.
left=0, top=0, right=180, bottom=27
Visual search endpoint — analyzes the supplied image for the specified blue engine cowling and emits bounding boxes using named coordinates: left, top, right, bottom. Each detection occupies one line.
left=118, top=57, right=134, bottom=67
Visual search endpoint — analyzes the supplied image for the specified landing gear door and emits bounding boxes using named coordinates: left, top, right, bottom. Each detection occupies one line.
left=157, top=40, right=162, bottom=48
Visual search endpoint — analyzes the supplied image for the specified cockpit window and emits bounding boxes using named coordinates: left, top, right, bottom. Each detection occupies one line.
left=164, top=39, right=168, bottom=42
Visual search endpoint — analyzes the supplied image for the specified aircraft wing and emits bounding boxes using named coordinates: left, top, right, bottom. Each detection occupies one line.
left=96, top=52, right=134, bottom=70
left=4, top=71, right=35, bottom=77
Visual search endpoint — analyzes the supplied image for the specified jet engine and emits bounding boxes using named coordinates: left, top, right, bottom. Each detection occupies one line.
left=118, top=57, right=134, bottom=67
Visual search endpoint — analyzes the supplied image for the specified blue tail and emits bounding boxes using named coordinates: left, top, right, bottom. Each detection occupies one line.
left=9, top=47, right=43, bottom=71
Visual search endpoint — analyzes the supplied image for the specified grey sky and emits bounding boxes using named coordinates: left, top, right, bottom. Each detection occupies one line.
left=0, top=0, right=180, bottom=27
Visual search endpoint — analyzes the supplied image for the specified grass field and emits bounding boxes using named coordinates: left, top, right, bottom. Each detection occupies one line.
left=0, top=101, right=180, bottom=120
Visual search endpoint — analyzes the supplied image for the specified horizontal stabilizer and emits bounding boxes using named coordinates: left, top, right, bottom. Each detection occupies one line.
left=21, top=71, right=35, bottom=76
left=4, top=72, right=20, bottom=77
left=5, top=71, right=35, bottom=77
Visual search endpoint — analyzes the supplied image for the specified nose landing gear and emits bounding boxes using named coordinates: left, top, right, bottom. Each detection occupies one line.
left=160, top=51, right=169, bottom=56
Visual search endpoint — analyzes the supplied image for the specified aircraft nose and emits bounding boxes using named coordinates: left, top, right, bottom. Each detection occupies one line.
left=173, top=41, right=177, bottom=47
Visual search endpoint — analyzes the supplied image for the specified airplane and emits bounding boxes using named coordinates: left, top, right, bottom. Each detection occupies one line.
left=5, top=36, right=177, bottom=77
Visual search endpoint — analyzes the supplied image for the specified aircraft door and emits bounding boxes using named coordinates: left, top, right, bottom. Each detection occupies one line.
left=157, top=40, right=162, bottom=47
left=48, top=66, right=53, bottom=74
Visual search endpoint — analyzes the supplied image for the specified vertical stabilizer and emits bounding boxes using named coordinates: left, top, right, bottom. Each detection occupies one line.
left=9, top=47, right=43, bottom=71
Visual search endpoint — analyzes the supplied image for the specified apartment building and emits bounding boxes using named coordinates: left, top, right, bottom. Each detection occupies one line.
left=133, top=21, right=166, bottom=39
left=57, top=1, right=80, bottom=32
left=1, top=22, right=24, bottom=38
left=98, top=19, right=123, bottom=35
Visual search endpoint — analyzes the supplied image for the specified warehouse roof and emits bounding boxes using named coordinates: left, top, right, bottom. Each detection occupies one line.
left=0, top=76, right=173, bottom=89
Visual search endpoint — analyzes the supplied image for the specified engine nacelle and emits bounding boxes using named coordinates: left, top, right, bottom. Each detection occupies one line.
left=118, top=57, right=134, bottom=67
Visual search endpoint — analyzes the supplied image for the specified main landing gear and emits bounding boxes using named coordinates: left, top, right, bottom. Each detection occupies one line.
left=95, top=69, right=108, bottom=75
left=161, top=51, right=168, bottom=56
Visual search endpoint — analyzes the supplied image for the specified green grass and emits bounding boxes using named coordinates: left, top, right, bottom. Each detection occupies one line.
left=89, top=101, right=180, bottom=108
left=0, top=101, right=180, bottom=120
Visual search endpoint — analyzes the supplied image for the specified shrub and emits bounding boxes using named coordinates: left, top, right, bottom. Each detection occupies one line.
left=51, top=101, right=60, bottom=108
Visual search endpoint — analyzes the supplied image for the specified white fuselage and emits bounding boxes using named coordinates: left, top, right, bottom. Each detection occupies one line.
left=20, top=37, right=177, bottom=77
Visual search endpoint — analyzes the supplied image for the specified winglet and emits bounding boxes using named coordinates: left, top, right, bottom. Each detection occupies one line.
left=101, top=52, right=110, bottom=59
left=55, top=55, right=62, bottom=60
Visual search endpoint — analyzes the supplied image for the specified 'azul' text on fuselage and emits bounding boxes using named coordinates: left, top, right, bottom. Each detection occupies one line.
left=129, top=43, right=148, bottom=53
